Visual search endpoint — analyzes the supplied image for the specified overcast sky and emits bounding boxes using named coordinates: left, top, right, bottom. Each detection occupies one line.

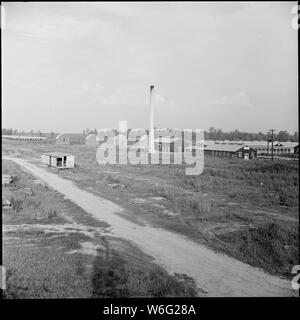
left=1, top=2, right=298, bottom=133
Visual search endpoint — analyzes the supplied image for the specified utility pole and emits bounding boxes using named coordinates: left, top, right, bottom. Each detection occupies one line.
left=269, top=129, right=275, bottom=160
left=149, top=85, right=155, bottom=153
left=267, top=132, right=270, bottom=156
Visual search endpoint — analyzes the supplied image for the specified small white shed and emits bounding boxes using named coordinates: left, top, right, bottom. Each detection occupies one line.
left=41, top=152, right=75, bottom=169
left=56, top=134, right=71, bottom=145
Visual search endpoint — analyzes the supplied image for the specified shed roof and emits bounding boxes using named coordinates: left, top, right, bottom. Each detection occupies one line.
left=56, top=133, right=69, bottom=140
left=43, top=152, right=73, bottom=158
left=56, top=133, right=86, bottom=141
left=249, top=145, right=269, bottom=149
left=251, top=142, right=298, bottom=149
left=281, top=142, right=299, bottom=148
left=204, top=144, right=255, bottom=152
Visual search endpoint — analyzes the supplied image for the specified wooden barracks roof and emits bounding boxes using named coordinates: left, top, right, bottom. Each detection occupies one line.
left=204, top=144, right=255, bottom=152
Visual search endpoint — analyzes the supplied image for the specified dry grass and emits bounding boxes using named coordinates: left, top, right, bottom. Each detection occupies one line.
left=2, top=157, right=200, bottom=298
left=217, top=223, right=299, bottom=277
left=91, top=248, right=198, bottom=298
left=2, top=141, right=299, bottom=278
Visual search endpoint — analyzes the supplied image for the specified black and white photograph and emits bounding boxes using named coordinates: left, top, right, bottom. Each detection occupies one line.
left=1, top=0, right=299, bottom=307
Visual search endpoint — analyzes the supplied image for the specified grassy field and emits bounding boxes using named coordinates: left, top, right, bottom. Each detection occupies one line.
left=2, top=158, right=199, bottom=298
left=2, top=140, right=299, bottom=278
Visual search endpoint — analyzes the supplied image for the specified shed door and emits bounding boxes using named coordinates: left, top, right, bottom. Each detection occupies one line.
left=57, top=158, right=62, bottom=167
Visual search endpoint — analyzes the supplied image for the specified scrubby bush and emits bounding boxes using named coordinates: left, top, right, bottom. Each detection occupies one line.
left=92, top=255, right=129, bottom=297
left=91, top=250, right=198, bottom=297
left=277, top=189, right=298, bottom=207
left=176, top=196, right=211, bottom=215
left=105, top=175, right=120, bottom=185
left=184, top=176, right=198, bottom=188
left=198, top=158, right=299, bottom=208
left=217, top=223, right=299, bottom=276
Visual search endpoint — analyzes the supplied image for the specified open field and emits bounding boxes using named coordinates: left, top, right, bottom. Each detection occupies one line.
left=3, top=157, right=295, bottom=296
left=2, top=158, right=199, bottom=298
left=2, top=140, right=299, bottom=296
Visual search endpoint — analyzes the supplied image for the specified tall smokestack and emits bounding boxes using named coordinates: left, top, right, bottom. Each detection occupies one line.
left=149, top=85, right=155, bottom=153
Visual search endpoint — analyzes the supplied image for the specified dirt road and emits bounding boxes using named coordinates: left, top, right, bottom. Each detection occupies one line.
left=5, top=157, right=295, bottom=297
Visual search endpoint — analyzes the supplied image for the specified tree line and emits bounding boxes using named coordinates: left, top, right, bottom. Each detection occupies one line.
left=3, top=127, right=299, bottom=142
left=204, top=128, right=298, bottom=142
left=2, top=128, right=55, bottom=137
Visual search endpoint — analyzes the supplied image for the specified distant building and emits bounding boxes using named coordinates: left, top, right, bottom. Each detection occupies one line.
left=56, top=133, right=87, bottom=145
left=204, top=144, right=257, bottom=160
left=245, top=140, right=266, bottom=146
left=273, top=142, right=284, bottom=147
left=2, top=135, right=47, bottom=141
left=154, top=137, right=182, bottom=153
left=204, top=140, right=216, bottom=146
left=41, top=152, right=75, bottom=169
left=250, top=141, right=298, bottom=155
left=281, top=142, right=299, bottom=153
left=85, top=133, right=98, bottom=146
left=56, top=133, right=70, bottom=145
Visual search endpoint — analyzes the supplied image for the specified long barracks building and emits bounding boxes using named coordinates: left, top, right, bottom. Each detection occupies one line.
left=204, top=144, right=257, bottom=160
